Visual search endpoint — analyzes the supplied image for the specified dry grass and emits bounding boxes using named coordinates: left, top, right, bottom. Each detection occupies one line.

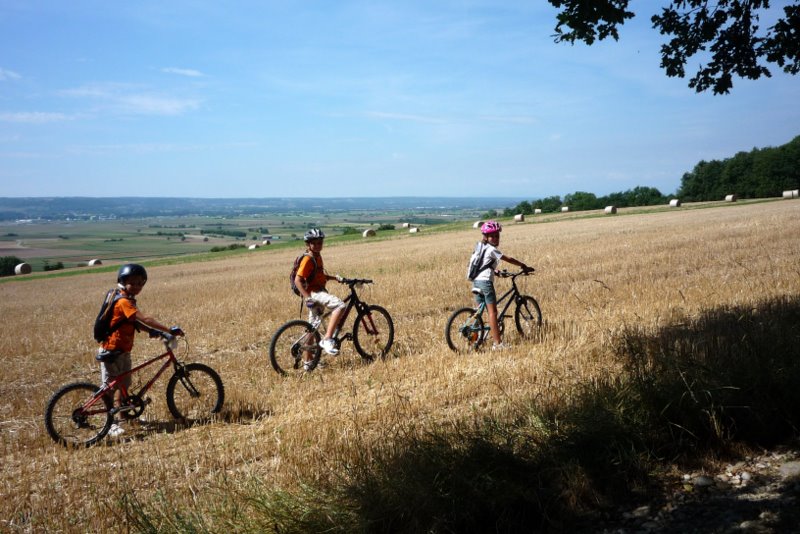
left=1, top=200, right=800, bottom=531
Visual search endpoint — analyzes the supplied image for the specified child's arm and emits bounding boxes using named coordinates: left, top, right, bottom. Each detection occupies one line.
left=134, top=311, right=180, bottom=335
left=500, top=254, right=533, bottom=272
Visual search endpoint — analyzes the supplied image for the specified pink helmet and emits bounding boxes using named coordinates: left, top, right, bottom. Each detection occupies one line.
left=480, top=220, right=502, bottom=234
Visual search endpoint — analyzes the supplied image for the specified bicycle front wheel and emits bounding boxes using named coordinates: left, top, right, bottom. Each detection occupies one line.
left=166, top=363, right=224, bottom=421
left=44, top=382, right=112, bottom=447
left=445, top=307, right=486, bottom=352
left=514, top=296, right=542, bottom=338
left=269, top=320, right=321, bottom=375
left=353, top=305, right=394, bottom=361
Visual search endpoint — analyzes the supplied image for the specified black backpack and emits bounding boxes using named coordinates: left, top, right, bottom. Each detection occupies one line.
left=290, top=253, right=318, bottom=296
left=93, top=289, right=131, bottom=343
left=466, top=242, right=492, bottom=281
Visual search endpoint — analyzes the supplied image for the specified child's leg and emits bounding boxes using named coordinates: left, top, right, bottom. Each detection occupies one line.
left=486, top=302, right=502, bottom=344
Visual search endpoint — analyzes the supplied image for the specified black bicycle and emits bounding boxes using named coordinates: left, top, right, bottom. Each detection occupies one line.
left=445, top=269, right=542, bottom=352
left=269, top=278, right=394, bottom=374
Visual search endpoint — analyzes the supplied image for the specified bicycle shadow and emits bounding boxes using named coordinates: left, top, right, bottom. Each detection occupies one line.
left=109, top=407, right=273, bottom=443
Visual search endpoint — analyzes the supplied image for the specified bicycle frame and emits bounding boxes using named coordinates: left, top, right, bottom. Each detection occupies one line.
left=81, top=344, right=178, bottom=417
left=473, top=272, right=526, bottom=326
left=312, top=280, right=376, bottom=345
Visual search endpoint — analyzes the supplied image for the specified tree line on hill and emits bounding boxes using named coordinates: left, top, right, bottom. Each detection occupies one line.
left=494, top=135, right=800, bottom=216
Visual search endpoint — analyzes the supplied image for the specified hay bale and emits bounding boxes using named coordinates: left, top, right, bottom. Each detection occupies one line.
left=473, top=220, right=484, bottom=229
left=785, top=190, right=800, bottom=199
left=14, top=263, right=32, bottom=275
left=409, top=227, right=420, bottom=233
left=561, top=206, right=570, bottom=213
left=401, top=222, right=411, bottom=228
left=262, top=240, right=271, bottom=245
left=514, top=214, right=524, bottom=222
left=362, top=229, right=376, bottom=237
left=725, top=194, right=737, bottom=202
left=88, top=259, right=103, bottom=266
left=534, top=208, right=542, bottom=214
left=604, top=206, right=617, bottom=214
left=669, top=199, right=682, bottom=207
left=248, top=243, right=260, bottom=250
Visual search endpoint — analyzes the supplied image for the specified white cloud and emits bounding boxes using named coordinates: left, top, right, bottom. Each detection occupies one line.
left=366, top=111, right=445, bottom=123
left=0, top=68, right=22, bottom=81
left=0, top=112, right=71, bottom=123
left=61, top=83, right=201, bottom=115
left=161, top=67, right=205, bottom=77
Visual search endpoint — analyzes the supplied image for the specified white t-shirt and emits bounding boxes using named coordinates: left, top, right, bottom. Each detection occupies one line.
left=473, top=243, right=503, bottom=282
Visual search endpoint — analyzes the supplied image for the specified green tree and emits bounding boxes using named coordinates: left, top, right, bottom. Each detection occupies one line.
left=0, top=255, right=24, bottom=277
left=563, top=191, right=600, bottom=210
left=534, top=195, right=563, bottom=213
left=548, top=1, right=800, bottom=94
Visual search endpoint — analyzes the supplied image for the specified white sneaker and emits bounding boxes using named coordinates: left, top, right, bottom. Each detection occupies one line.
left=303, top=359, right=326, bottom=371
left=108, top=423, right=125, bottom=437
left=319, top=338, right=339, bottom=355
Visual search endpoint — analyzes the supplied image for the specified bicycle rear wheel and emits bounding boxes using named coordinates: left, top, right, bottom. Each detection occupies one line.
left=166, top=363, right=224, bottom=421
left=353, top=305, right=394, bottom=361
left=44, top=382, right=112, bottom=447
left=445, top=307, right=486, bottom=352
left=269, top=319, right=321, bottom=375
left=514, top=296, right=542, bottom=338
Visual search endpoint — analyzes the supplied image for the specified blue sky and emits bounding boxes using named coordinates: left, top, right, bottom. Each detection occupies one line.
left=1, top=1, right=797, bottom=199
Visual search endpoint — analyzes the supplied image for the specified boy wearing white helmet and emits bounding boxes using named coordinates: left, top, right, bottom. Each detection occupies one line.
left=294, top=229, right=346, bottom=363
left=473, top=221, right=533, bottom=350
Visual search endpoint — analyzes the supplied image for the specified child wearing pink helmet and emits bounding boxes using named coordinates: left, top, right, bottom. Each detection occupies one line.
left=472, top=220, right=533, bottom=350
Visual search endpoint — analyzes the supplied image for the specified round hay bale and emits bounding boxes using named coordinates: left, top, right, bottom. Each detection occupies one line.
left=669, top=199, right=682, bottom=207
left=14, top=263, right=32, bottom=275
left=262, top=239, right=271, bottom=246
left=561, top=206, right=570, bottom=213
left=401, top=222, right=411, bottom=228
left=473, top=220, right=484, bottom=229
left=362, top=229, right=376, bottom=238
left=88, top=259, right=103, bottom=266
left=725, top=194, right=737, bottom=202
left=534, top=208, right=542, bottom=214
left=783, top=190, right=794, bottom=199
left=248, top=243, right=260, bottom=250
left=604, top=205, right=617, bottom=214
left=409, top=227, right=420, bottom=233
left=514, top=214, right=524, bottom=222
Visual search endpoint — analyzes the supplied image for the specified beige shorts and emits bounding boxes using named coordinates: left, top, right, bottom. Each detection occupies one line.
left=100, top=350, right=132, bottom=389
left=308, top=290, right=346, bottom=322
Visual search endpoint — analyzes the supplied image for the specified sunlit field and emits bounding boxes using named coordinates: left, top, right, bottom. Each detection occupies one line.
left=2, top=200, right=799, bottom=531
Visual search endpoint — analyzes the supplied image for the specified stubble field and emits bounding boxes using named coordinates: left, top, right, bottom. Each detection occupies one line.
left=1, top=200, right=799, bottom=532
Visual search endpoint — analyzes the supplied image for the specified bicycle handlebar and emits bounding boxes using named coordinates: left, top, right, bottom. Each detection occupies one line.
left=339, top=277, right=373, bottom=286
left=495, top=268, right=535, bottom=278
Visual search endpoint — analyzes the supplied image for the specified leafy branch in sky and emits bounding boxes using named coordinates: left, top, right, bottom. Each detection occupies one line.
left=548, top=0, right=800, bottom=94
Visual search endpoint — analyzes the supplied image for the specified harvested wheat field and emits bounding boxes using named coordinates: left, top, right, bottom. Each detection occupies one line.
left=2, top=200, right=800, bottom=532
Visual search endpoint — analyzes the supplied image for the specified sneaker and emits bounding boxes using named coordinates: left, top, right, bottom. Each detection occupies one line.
left=108, top=423, right=125, bottom=437
left=491, top=343, right=508, bottom=351
left=319, top=338, right=339, bottom=355
left=303, top=359, right=326, bottom=372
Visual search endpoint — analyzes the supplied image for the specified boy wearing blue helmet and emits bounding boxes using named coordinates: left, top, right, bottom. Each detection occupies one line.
left=99, top=263, right=182, bottom=435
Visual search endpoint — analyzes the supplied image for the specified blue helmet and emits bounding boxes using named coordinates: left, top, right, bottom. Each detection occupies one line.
left=117, top=263, right=148, bottom=284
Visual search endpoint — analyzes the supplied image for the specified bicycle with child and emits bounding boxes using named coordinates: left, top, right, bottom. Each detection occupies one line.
left=44, top=329, right=224, bottom=447
left=445, top=269, right=542, bottom=352
left=269, top=277, right=394, bottom=374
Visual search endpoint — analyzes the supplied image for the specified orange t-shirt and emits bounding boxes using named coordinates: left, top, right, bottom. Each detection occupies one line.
left=296, top=254, right=327, bottom=292
left=102, top=295, right=138, bottom=352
